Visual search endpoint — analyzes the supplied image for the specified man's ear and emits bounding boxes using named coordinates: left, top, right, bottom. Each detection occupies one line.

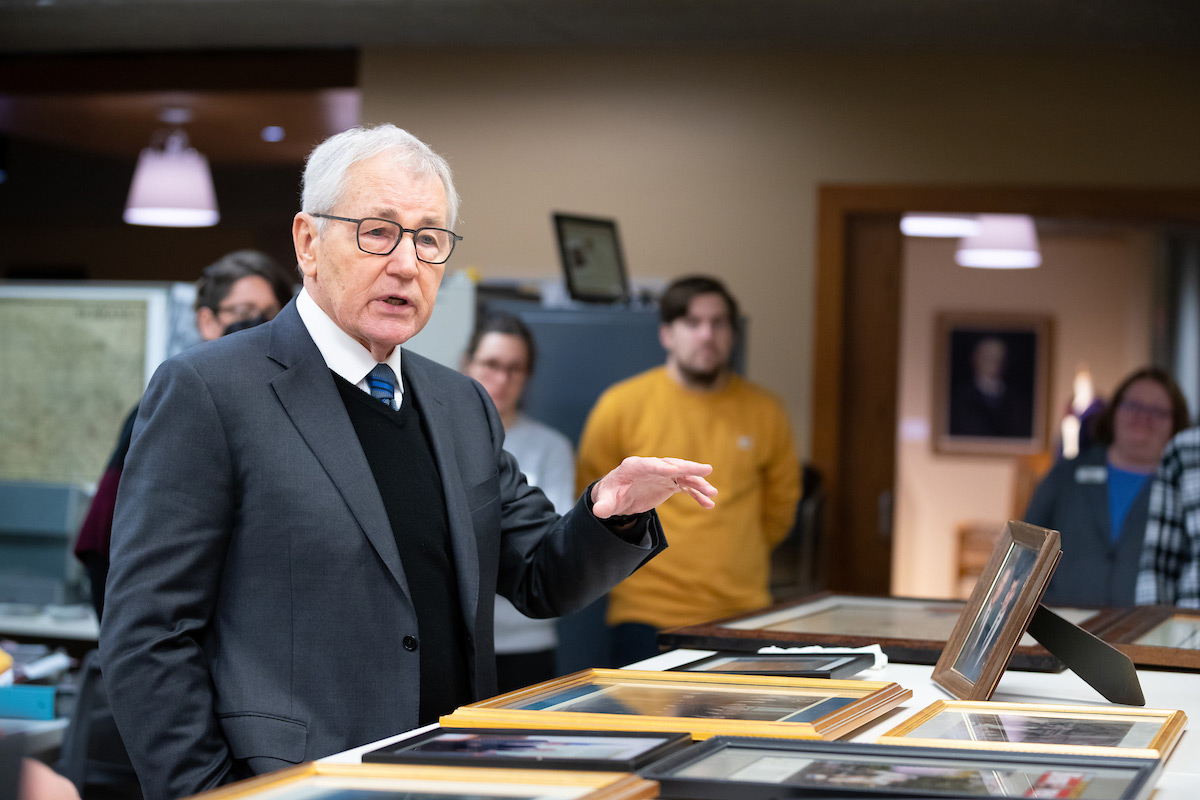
left=658, top=322, right=673, bottom=352
left=293, top=213, right=319, bottom=278
left=195, top=307, right=223, bottom=342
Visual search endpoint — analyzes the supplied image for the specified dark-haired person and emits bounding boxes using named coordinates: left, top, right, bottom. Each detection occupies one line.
left=1024, top=367, right=1189, bottom=606
left=74, top=249, right=295, bottom=619
left=577, top=275, right=800, bottom=665
left=462, top=312, right=574, bottom=692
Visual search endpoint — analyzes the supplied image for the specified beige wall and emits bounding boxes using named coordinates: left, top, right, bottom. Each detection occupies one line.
left=360, top=48, right=1200, bottom=463
left=893, top=231, right=1154, bottom=599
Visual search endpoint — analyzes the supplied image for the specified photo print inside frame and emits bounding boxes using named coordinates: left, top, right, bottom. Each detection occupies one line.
left=933, top=521, right=1143, bottom=706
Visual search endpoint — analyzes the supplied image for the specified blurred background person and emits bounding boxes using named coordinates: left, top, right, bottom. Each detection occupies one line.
left=577, top=275, right=799, bottom=666
left=1024, top=366, right=1189, bottom=606
left=73, top=250, right=295, bottom=619
left=462, top=311, right=575, bottom=692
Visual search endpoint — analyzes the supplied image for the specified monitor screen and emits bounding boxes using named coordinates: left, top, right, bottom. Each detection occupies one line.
left=553, top=213, right=630, bottom=303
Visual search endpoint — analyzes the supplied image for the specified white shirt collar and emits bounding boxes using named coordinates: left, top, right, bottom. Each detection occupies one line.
left=296, top=287, right=404, bottom=402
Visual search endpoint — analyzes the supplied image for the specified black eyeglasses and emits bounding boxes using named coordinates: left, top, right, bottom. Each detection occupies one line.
left=312, top=213, right=462, bottom=265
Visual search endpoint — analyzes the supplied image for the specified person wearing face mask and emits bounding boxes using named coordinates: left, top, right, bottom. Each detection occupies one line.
left=73, top=249, right=295, bottom=619
left=1024, top=367, right=1189, bottom=607
left=461, top=311, right=574, bottom=692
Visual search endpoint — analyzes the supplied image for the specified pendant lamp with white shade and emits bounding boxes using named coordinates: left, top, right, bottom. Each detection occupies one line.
left=124, top=109, right=219, bottom=228
left=955, top=214, right=1041, bottom=269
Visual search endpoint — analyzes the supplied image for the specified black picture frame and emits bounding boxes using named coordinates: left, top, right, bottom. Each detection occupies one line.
left=363, top=727, right=693, bottom=771
left=666, top=651, right=873, bottom=679
left=552, top=213, right=631, bottom=304
left=641, top=736, right=1158, bottom=800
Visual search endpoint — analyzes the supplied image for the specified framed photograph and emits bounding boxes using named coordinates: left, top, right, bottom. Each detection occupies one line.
left=932, top=521, right=1061, bottom=700
left=665, top=651, right=873, bottom=679
left=552, top=213, right=630, bottom=304
left=1100, top=605, right=1200, bottom=671
left=933, top=312, right=1052, bottom=455
left=440, top=668, right=911, bottom=741
left=876, top=700, right=1187, bottom=760
left=658, top=591, right=1120, bottom=673
left=187, top=761, right=658, bottom=800
left=362, top=727, right=692, bottom=771
left=641, top=735, right=1159, bottom=800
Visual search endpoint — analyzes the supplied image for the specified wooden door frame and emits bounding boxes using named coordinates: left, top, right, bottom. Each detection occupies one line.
left=812, top=184, right=1200, bottom=592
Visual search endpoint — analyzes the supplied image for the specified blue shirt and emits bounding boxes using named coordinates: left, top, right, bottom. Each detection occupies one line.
left=1108, top=462, right=1153, bottom=544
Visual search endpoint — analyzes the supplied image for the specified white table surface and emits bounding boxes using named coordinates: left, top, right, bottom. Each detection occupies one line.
left=323, top=650, right=1200, bottom=796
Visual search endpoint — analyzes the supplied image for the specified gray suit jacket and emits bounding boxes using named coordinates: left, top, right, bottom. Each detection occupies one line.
left=1023, top=445, right=1150, bottom=607
left=100, top=302, right=665, bottom=800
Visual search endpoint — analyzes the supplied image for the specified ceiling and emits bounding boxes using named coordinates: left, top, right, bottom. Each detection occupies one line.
left=0, top=0, right=1198, bottom=168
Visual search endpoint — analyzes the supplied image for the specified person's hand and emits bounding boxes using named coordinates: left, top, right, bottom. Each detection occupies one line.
left=590, top=456, right=717, bottom=518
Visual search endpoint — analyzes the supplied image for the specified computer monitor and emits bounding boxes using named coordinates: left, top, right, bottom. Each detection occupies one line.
left=552, top=213, right=630, bottom=304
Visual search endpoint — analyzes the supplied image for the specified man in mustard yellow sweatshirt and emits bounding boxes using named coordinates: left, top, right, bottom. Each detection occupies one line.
left=577, top=275, right=801, bottom=665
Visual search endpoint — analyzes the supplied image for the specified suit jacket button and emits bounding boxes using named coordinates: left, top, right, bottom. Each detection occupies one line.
left=403, top=635, right=418, bottom=651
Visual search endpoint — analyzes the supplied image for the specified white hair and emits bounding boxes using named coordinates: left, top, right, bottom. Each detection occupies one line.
left=300, top=124, right=460, bottom=230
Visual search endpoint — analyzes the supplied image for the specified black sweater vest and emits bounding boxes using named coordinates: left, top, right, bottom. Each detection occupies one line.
left=335, top=374, right=472, bottom=724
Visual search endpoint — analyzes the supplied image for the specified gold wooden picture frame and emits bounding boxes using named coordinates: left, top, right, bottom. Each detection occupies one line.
left=876, top=699, right=1187, bottom=760
left=187, top=761, right=658, bottom=800
left=933, top=312, right=1052, bottom=456
left=440, top=668, right=910, bottom=741
left=932, top=520, right=1061, bottom=700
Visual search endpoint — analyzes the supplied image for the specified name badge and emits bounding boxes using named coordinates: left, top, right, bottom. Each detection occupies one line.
left=1075, top=466, right=1108, bottom=484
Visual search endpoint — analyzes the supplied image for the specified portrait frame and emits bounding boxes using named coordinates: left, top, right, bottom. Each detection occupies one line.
left=1100, top=605, right=1200, bottom=672
left=933, top=311, right=1052, bottom=456
left=657, top=591, right=1121, bottom=673
left=640, top=735, right=1160, bottom=800
left=362, top=727, right=693, bottom=771
left=932, top=521, right=1061, bottom=701
left=186, top=760, right=658, bottom=800
left=876, top=699, right=1187, bottom=760
left=665, top=651, right=874, bottom=679
left=440, top=668, right=911, bottom=741
left=552, top=213, right=631, bottom=304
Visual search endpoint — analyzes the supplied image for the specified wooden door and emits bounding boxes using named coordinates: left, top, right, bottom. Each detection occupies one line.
left=811, top=185, right=1200, bottom=596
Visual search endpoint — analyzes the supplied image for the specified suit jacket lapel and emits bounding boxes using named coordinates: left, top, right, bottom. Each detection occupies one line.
left=265, top=304, right=412, bottom=597
left=403, top=353, right=481, bottom=634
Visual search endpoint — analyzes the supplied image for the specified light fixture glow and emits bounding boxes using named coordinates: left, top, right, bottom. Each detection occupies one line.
left=955, top=214, right=1041, bottom=269
left=124, top=128, right=219, bottom=228
left=261, top=125, right=286, bottom=142
left=900, top=212, right=981, bottom=238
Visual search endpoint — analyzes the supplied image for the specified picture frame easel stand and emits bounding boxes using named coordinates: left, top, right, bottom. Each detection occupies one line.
left=1026, top=605, right=1144, bottom=706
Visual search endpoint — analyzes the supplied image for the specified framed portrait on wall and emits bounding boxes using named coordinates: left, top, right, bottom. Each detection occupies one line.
left=933, top=312, right=1052, bottom=455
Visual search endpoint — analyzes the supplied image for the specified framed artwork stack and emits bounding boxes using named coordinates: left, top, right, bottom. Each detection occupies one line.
left=439, top=668, right=911, bottom=741
left=642, top=735, right=1162, bottom=800
left=186, top=761, right=659, bottom=800
left=876, top=699, right=1187, bottom=761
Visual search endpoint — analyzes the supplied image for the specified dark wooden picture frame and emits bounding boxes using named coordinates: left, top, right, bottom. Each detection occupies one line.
left=932, top=521, right=1061, bottom=700
left=641, top=735, right=1160, bottom=800
left=552, top=213, right=631, bottom=304
left=934, top=312, right=1052, bottom=455
left=658, top=590, right=1120, bottom=673
left=1100, top=605, right=1200, bottom=672
left=362, top=727, right=692, bottom=771
left=665, top=651, right=874, bottom=679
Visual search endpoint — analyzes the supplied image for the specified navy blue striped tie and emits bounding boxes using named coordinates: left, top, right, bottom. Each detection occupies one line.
left=367, top=363, right=397, bottom=409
